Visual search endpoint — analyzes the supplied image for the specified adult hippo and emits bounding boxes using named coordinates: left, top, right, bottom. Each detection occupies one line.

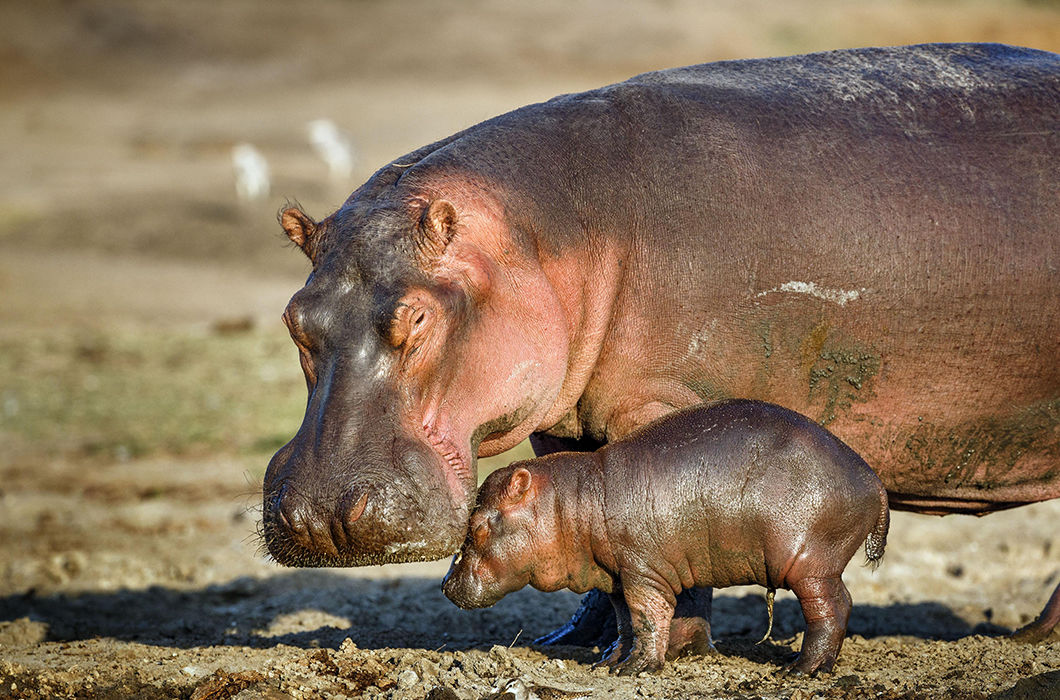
left=262, top=43, right=1060, bottom=643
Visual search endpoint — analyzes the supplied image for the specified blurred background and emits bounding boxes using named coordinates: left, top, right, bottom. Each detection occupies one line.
left=1, top=0, right=1058, bottom=589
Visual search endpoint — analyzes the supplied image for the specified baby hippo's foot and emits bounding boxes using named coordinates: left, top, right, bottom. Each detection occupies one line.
left=609, top=649, right=665, bottom=676
left=781, top=652, right=836, bottom=676
left=666, top=617, right=716, bottom=660
left=782, top=576, right=850, bottom=676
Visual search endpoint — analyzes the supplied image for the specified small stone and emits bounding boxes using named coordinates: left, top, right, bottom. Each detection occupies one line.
left=426, top=688, right=460, bottom=700
left=397, top=669, right=419, bottom=689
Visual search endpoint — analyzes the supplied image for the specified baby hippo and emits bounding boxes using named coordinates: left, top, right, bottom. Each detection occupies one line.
left=443, top=399, right=889, bottom=675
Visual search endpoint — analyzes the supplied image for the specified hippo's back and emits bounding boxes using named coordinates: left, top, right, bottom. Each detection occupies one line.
left=609, top=399, right=879, bottom=493
left=623, top=43, right=1058, bottom=104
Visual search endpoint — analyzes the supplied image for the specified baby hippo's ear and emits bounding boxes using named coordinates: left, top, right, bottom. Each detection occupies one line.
left=503, top=467, right=534, bottom=504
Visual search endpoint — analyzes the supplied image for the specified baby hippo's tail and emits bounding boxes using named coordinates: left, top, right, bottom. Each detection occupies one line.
left=864, top=482, right=890, bottom=570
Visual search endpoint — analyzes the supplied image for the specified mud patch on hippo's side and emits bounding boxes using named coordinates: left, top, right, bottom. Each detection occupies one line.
left=806, top=343, right=881, bottom=426
left=900, top=398, right=1060, bottom=493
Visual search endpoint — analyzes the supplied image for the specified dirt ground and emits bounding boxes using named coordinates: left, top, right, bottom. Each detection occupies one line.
left=2, top=1, right=1059, bottom=698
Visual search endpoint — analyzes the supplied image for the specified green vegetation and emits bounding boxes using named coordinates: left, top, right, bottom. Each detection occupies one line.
left=0, top=327, right=306, bottom=469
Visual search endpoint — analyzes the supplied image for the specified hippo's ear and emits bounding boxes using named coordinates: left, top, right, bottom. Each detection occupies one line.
left=503, top=467, right=534, bottom=505
left=414, top=199, right=457, bottom=265
left=280, top=206, right=321, bottom=263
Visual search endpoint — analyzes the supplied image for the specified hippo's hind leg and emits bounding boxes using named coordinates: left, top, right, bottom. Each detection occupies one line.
left=786, top=576, right=852, bottom=675
left=668, top=586, right=716, bottom=659
left=1013, top=581, right=1060, bottom=643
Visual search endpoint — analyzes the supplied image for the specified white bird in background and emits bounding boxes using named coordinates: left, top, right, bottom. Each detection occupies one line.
left=231, top=143, right=271, bottom=202
left=307, top=118, right=355, bottom=183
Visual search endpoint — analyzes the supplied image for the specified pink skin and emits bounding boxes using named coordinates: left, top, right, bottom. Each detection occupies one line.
left=390, top=185, right=574, bottom=500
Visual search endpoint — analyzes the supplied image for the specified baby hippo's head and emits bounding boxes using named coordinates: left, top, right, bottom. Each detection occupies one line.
left=442, top=463, right=555, bottom=609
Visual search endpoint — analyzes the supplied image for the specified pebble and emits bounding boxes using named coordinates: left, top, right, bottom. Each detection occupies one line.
left=397, top=669, right=419, bottom=689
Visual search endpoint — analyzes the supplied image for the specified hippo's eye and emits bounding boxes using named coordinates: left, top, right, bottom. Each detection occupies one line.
left=389, top=301, right=432, bottom=351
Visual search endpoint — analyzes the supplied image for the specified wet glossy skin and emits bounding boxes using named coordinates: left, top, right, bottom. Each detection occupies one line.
left=262, top=44, right=1059, bottom=576
left=443, top=400, right=891, bottom=674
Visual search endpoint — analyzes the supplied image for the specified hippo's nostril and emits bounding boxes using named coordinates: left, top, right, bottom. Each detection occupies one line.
left=346, top=492, right=368, bottom=525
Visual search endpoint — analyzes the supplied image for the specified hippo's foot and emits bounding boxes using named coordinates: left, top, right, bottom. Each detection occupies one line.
left=609, top=650, right=665, bottom=676
left=1012, top=620, right=1060, bottom=644
left=786, top=576, right=851, bottom=676
left=666, top=617, right=716, bottom=660
left=1012, top=582, right=1060, bottom=644
left=781, top=654, right=835, bottom=676
left=534, top=589, right=618, bottom=649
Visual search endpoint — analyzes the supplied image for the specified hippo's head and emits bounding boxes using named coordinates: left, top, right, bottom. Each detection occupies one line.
left=442, top=465, right=553, bottom=608
left=262, top=171, right=571, bottom=566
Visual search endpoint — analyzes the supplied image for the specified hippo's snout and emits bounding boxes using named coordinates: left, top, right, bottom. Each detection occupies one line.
left=442, top=551, right=506, bottom=609
left=263, top=484, right=370, bottom=565
left=262, top=439, right=470, bottom=567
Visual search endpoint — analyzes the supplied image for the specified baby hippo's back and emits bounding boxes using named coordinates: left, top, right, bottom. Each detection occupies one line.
left=599, top=399, right=887, bottom=591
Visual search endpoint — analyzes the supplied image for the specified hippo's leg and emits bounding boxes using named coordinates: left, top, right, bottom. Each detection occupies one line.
left=534, top=586, right=712, bottom=653
left=786, top=576, right=852, bottom=675
left=609, top=578, right=673, bottom=675
left=668, top=586, right=716, bottom=658
left=595, top=591, right=634, bottom=669
left=1013, top=581, right=1060, bottom=643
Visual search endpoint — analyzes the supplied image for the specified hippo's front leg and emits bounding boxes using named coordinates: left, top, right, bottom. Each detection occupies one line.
left=610, top=577, right=674, bottom=675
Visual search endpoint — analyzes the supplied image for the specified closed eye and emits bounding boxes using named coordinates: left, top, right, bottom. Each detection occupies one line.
left=389, top=302, right=431, bottom=350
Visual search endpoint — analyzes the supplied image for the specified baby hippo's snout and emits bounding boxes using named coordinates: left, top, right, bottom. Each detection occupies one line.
left=442, top=550, right=479, bottom=608
left=443, top=548, right=503, bottom=609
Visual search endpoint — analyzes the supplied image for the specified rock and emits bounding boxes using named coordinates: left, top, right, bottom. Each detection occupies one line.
left=0, top=618, right=48, bottom=647
left=426, top=687, right=460, bottom=700
left=397, top=668, right=419, bottom=689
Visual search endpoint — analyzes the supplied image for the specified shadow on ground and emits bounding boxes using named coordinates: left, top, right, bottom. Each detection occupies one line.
left=0, top=571, right=1009, bottom=655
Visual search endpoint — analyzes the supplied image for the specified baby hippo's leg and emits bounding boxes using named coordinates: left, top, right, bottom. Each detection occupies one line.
left=668, top=586, right=716, bottom=659
left=787, top=576, right=852, bottom=675
left=610, top=578, right=674, bottom=675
